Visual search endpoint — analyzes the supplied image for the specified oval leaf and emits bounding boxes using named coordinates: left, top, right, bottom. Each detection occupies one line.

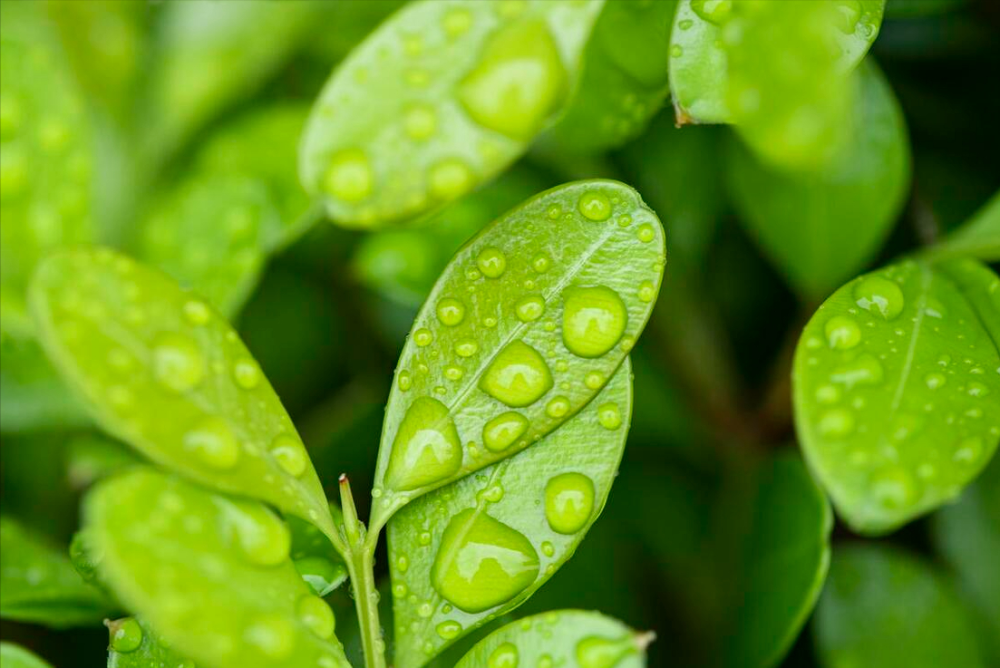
left=0, top=516, right=112, bottom=627
left=388, top=360, right=632, bottom=666
left=793, top=259, right=1000, bottom=534
left=727, top=60, right=910, bottom=299
left=299, top=0, right=605, bottom=227
left=0, top=643, right=53, bottom=668
left=548, top=0, right=676, bottom=152
left=86, top=469, right=351, bottom=668
left=28, top=248, right=340, bottom=545
left=815, top=545, right=987, bottom=668
left=369, top=180, right=665, bottom=528
left=106, top=618, right=194, bottom=668
left=454, top=610, right=649, bottom=668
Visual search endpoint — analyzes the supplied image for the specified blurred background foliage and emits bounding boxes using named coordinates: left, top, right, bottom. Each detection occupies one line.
left=1, top=1, right=998, bottom=667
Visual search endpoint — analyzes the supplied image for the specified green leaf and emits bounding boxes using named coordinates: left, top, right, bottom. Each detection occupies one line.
left=667, top=0, right=730, bottom=124
left=85, top=469, right=351, bottom=668
left=139, top=104, right=315, bottom=316
left=369, top=180, right=665, bottom=528
left=142, top=0, right=324, bottom=161
left=106, top=618, right=194, bottom=668
left=387, top=360, right=632, bottom=666
left=727, top=61, right=910, bottom=299
left=793, top=259, right=1000, bottom=534
left=930, top=190, right=1000, bottom=263
left=0, top=516, right=112, bottom=627
left=288, top=511, right=349, bottom=597
left=0, top=333, right=89, bottom=434
left=299, top=0, right=605, bottom=227
left=66, top=433, right=142, bottom=489
left=454, top=610, right=649, bottom=668
left=0, top=643, right=53, bottom=668
left=815, top=545, right=987, bottom=668
left=547, top=0, right=677, bottom=153
left=0, top=0, right=95, bottom=337
left=932, top=448, right=1000, bottom=661
left=28, top=248, right=341, bottom=547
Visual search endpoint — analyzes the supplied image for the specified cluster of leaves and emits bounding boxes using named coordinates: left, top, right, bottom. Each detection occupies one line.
left=1, top=1, right=998, bottom=668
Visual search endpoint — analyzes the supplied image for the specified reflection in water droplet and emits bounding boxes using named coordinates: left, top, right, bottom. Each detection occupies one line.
left=853, top=275, right=905, bottom=320
left=480, top=341, right=553, bottom=407
left=488, top=642, right=519, bottom=668
left=298, top=595, right=335, bottom=639
left=324, top=148, right=372, bottom=203
left=152, top=332, right=205, bottom=392
left=437, top=297, right=466, bottom=326
left=515, top=294, right=545, bottom=322
left=585, top=371, right=605, bottom=390
left=824, top=316, right=862, bottom=350
left=477, top=247, right=507, bottom=279
left=385, top=397, right=463, bottom=491
left=545, top=472, right=595, bottom=534
left=637, top=224, right=655, bottom=243
left=184, top=416, right=240, bottom=470
left=578, top=192, right=612, bottom=221
left=399, top=371, right=413, bottom=391
left=458, top=19, right=567, bottom=140
left=271, top=434, right=307, bottom=477
left=563, top=286, right=628, bottom=358
left=597, top=403, right=622, bottom=430
left=436, top=620, right=462, bottom=640
left=483, top=411, right=529, bottom=452
left=432, top=509, right=539, bottom=612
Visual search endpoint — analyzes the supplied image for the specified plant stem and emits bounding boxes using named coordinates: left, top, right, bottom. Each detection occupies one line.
left=339, top=476, right=386, bottom=668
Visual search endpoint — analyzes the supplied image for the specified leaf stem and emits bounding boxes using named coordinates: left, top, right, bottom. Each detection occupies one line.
left=339, top=476, right=386, bottom=668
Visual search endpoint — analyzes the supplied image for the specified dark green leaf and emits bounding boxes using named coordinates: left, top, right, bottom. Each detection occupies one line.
left=454, top=610, right=649, bottom=668
left=106, top=617, right=195, bottom=668
left=388, top=361, right=632, bottom=666
left=300, top=0, right=605, bottom=227
left=29, top=248, right=341, bottom=547
left=369, top=180, right=665, bottom=528
left=288, top=511, right=349, bottom=597
left=548, top=0, right=677, bottom=153
left=0, top=643, right=53, bottom=668
left=86, top=469, right=351, bottom=668
left=815, top=545, right=987, bottom=668
left=794, top=260, right=1000, bottom=534
left=0, top=516, right=112, bottom=627
left=727, top=61, right=910, bottom=299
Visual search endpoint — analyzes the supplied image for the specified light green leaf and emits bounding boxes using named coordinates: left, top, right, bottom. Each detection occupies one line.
left=930, top=190, right=1000, bottom=263
left=793, top=259, right=1000, bottom=534
left=815, top=545, right=987, bottom=668
left=66, top=433, right=141, bottom=489
left=0, top=0, right=94, bottom=337
left=300, top=0, right=605, bottom=227
left=369, top=180, right=665, bottom=528
left=932, top=448, right=1000, bottom=661
left=0, top=643, right=53, bottom=668
left=106, top=618, right=194, bottom=668
left=454, top=610, right=649, bottom=668
left=548, top=0, right=677, bottom=153
left=139, top=104, right=315, bottom=316
left=0, top=334, right=89, bottom=434
left=388, top=360, right=632, bottom=667
left=86, top=469, right=351, bottom=668
left=727, top=61, right=910, bottom=299
left=29, top=248, right=341, bottom=547
left=668, top=0, right=730, bottom=124
left=0, top=516, right=112, bottom=627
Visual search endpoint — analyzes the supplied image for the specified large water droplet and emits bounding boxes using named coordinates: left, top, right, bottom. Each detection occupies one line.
left=271, top=434, right=307, bottom=477
left=488, top=643, right=519, bottom=668
left=436, top=620, right=462, bottom=640
left=324, top=148, right=372, bottom=203
left=432, top=509, right=539, bottom=612
left=244, top=615, right=294, bottom=659
left=184, top=416, right=240, bottom=470
left=152, top=332, right=205, bottom=392
left=853, top=275, right=905, bottom=320
left=483, top=411, right=529, bottom=452
left=578, top=191, right=612, bottom=222
left=477, top=247, right=507, bottom=279
left=562, top=286, right=628, bottom=358
left=298, top=595, right=335, bottom=639
left=515, top=294, right=545, bottom=322
left=824, top=316, right=861, bottom=350
left=830, top=354, right=884, bottom=389
left=545, top=472, right=595, bottom=534
left=437, top=297, right=466, bottom=326
left=480, top=341, right=553, bottom=407
left=691, top=0, right=733, bottom=25
left=576, top=635, right=635, bottom=668
left=385, top=397, right=463, bottom=491
left=457, top=19, right=566, bottom=140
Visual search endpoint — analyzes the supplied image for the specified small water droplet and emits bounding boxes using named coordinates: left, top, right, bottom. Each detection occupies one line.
left=324, top=148, right=372, bottom=203
left=818, top=409, right=854, bottom=438
left=830, top=354, right=884, bottom=389
left=924, top=373, right=946, bottom=390
left=429, top=158, right=474, bottom=199
left=967, top=382, right=989, bottom=398
left=436, top=620, right=462, bottom=640
left=477, top=247, right=507, bottom=279
left=691, top=0, right=732, bottom=25
left=637, top=224, right=655, bottom=243
left=445, top=364, right=464, bottom=381
left=532, top=253, right=551, bottom=273
left=455, top=338, right=479, bottom=357
left=404, top=104, right=437, bottom=140
left=414, top=328, right=433, bottom=347
left=597, top=403, right=622, bottom=430
left=545, top=472, right=595, bottom=534
left=824, top=316, right=862, bottom=350
left=184, top=416, right=240, bottom=470
left=183, top=299, right=210, bottom=325
left=954, top=437, right=983, bottom=464
left=442, top=7, right=473, bottom=38
left=152, top=332, right=205, bottom=393
left=398, top=370, right=413, bottom=391
left=515, top=294, right=545, bottom=322
left=436, top=297, right=466, bottom=327
left=637, top=281, right=656, bottom=303
left=871, top=467, right=917, bottom=511
left=483, top=411, right=529, bottom=452
left=233, top=358, right=261, bottom=389
left=271, top=434, right=307, bottom=477
left=576, top=634, right=636, bottom=668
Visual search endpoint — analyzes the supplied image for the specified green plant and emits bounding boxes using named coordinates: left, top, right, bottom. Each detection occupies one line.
left=1, top=1, right=999, bottom=668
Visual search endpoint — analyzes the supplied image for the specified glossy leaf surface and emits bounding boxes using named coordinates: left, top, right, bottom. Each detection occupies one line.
left=388, top=361, right=632, bottom=666
left=794, top=260, right=1000, bottom=534
left=815, top=545, right=986, bottom=668
left=727, top=61, right=910, bottom=299
left=300, top=0, right=605, bottom=227
left=454, top=610, right=648, bottom=668
left=0, top=0, right=94, bottom=337
left=0, top=516, right=111, bottom=627
left=370, top=180, right=665, bottom=527
left=931, top=190, right=1000, bottom=263
left=549, top=0, right=676, bottom=152
left=86, top=469, right=351, bottom=668
left=0, top=643, right=53, bottom=668
left=29, top=248, right=339, bottom=544
left=106, top=618, right=194, bottom=668
left=932, top=451, right=1000, bottom=660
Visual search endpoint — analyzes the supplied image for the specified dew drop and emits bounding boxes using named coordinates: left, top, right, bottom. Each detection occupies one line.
left=436, top=620, right=462, bottom=640
left=967, top=382, right=989, bottom=398
left=545, top=395, right=570, bottom=418
left=597, top=403, right=622, bottom=430
left=233, top=358, right=261, bottom=389
left=532, top=253, right=552, bottom=273
left=853, top=275, right=905, bottom=320
left=637, top=224, right=655, bottom=243
left=442, top=7, right=473, bottom=38
left=924, top=373, right=946, bottom=390
left=515, top=294, right=545, bottom=322
left=324, top=148, right=372, bottom=203
left=228, top=501, right=291, bottom=567
left=954, top=437, right=983, bottom=464
left=108, top=618, right=143, bottom=653
left=477, top=247, right=508, bottom=279
left=414, top=328, right=433, bottom=347
left=830, top=354, right=884, bottom=389
left=545, top=472, right=595, bottom=534
left=271, top=434, right=307, bottom=477
left=691, top=0, right=733, bottom=25
left=483, top=411, right=529, bottom=452
left=815, top=385, right=841, bottom=404
left=385, top=397, right=463, bottom=491
left=445, top=364, right=464, bottom=381
left=637, top=281, right=656, bottom=303
left=429, top=158, right=474, bottom=200
left=398, top=370, right=413, bottom=391
left=488, top=642, right=519, bottom=668
left=480, top=341, right=553, bottom=407
left=152, top=332, right=205, bottom=393
left=184, top=416, right=240, bottom=470
left=578, top=191, right=612, bottom=222
left=541, top=541, right=555, bottom=557
left=298, top=595, right=335, bottom=639
left=824, top=316, right=862, bottom=350
left=436, top=297, right=466, bottom=326
left=183, top=299, right=210, bottom=325
left=563, top=286, right=628, bottom=358
left=833, top=0, right=862, bottom=34
left=585, top=371, right=605, bottom=390
left=455, top=338, right=479, bottom=357
left=817, top=408, right=854, bottom=438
